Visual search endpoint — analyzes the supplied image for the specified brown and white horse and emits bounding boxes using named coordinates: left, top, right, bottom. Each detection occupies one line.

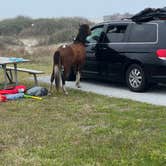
left=49, top=24, right=91, bottom=94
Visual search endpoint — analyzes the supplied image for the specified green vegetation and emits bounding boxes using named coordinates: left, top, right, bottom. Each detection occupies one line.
left=0, top=16, right=92, bottom=45
left=0, top=79, right=166, bottom=165
left=0, top=16, right=32, bottom=36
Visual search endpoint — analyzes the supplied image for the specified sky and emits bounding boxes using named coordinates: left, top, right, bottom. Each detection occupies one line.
left=0, top=0, right=166, bottom=19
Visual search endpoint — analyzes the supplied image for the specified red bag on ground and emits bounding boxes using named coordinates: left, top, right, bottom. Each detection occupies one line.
left=0, top=94, right=7, bottom=102
left=0, top=85, right=26, bottom=95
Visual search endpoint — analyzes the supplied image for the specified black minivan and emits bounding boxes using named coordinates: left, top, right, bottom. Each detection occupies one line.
left=82, top=19, right=166, bottom=92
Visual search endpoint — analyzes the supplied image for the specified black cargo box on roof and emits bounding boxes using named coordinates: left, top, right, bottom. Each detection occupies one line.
left=131, top=7, right=166, bottom=22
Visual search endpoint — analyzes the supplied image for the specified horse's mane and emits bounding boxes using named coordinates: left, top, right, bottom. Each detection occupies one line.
left=74, top=24, right=90, bottom=44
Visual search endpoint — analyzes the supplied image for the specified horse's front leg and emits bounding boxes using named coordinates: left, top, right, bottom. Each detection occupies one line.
left=75, top=70, right=81, bottom=88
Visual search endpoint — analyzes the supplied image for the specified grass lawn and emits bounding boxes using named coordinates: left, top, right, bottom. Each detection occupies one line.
left=0, top=62, right=166, bottom=165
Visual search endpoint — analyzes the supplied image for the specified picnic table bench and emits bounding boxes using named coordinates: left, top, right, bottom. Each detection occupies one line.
left=6, top=66, right=44, bottom=86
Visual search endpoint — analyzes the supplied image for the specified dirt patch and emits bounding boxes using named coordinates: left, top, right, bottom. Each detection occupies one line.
left=0, top=105, right=7, bottom=111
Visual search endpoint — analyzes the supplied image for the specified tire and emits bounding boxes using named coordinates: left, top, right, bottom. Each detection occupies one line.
left=126, top=64, right=147, bottom=92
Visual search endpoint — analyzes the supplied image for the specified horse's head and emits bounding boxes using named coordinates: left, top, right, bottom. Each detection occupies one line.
left=74, top=24, right=91, bottom=44
left=79, top=24, right=91, bottom=36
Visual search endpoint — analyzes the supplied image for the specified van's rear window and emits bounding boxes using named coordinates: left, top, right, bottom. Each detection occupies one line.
left=128, top=24, right=157, bottom=43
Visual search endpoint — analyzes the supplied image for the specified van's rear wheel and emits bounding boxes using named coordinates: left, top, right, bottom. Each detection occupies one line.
left=126, top=64, right=147, bottom=92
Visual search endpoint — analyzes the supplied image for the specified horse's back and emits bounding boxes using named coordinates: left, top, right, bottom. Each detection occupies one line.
left=57, top=45, right=72, bottom=61
left=57, top=45, right=74, bottom=76
left=57, top=43, right=86, bottom=64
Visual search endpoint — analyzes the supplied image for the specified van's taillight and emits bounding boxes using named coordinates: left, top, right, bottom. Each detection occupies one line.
left=156, top=49, right=166, bottom=60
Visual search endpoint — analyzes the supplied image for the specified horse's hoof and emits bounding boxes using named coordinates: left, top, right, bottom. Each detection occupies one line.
left=48, top=92, right=52, bottom=96
left=64, top=91, right=68, bottom=95
left=76, top=85, right=81, bottom=88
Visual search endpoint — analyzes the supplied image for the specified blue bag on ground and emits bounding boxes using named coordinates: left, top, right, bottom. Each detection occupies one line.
left=26, top=86, right=48, bottom=96
left=5, top=93, right=24, bottom=100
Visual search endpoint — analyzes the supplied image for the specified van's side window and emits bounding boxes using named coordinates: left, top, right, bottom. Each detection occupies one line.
left=86, top=26, right=104, bottom=43
left=128, top=24, right=157, bottom=42
left=104, top=25, right=128, bottom=43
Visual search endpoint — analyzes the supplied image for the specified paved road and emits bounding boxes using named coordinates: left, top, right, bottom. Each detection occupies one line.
left=39, top=76, right=166, bottom=106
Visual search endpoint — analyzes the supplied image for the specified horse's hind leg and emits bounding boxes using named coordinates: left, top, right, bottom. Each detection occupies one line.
left=61, top=70, right=68, bottom=95
left=75, top=71, right=81, bottom=88
left=54, top=65, right=61, bottom=92
left=49, top=70, right=54, bottom=92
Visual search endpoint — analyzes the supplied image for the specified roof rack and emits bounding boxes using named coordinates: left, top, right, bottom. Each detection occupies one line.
left=131, top=7, right=166, bottom=22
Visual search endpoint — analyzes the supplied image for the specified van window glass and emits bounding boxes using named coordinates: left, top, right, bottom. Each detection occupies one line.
left=128, top=24, right=157, bottom=42
left=104, top=25, right=128, bottom=43
left=86, top=26, right=103, bottom=43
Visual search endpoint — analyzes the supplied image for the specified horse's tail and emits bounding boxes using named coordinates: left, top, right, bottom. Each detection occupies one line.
left=53, top=51, right=62, bottom=66
left=53, top=51, right=62, bottom=91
